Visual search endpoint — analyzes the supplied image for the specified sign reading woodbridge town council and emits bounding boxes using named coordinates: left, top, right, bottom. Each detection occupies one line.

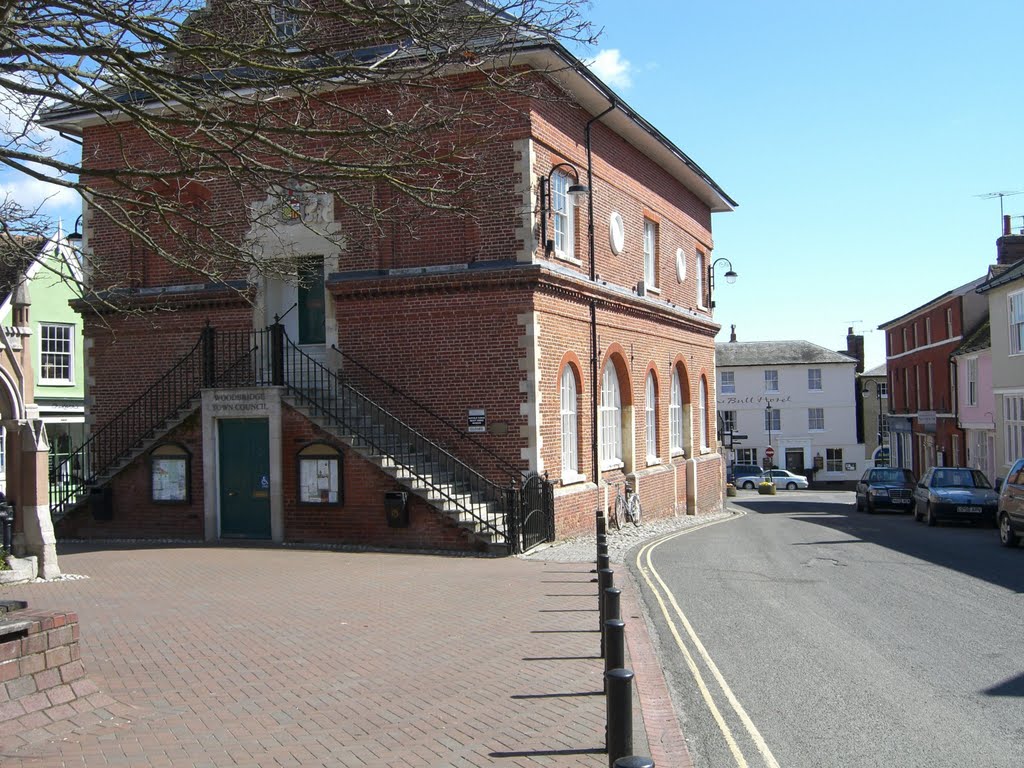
left=209, top=390, right=269, bottom=416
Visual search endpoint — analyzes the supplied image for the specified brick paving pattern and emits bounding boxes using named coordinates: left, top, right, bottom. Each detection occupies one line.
left=0, top=545, right=634, bottom=767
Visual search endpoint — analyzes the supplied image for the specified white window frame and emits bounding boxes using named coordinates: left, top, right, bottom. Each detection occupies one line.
left=925, top=317, right=932, bottom=344
left=826, top=448, right=843, bottom=472
left=967, top=357, right=978, bottom=407
left=551, top=170, right=576, bottom=263
left=560, top=366, right=581, bottom=481
left=696, top=250, right=706, bottom=309
left=736, top=448, right=758, bottom=463
left=927, top=362, right=933, bottom=409
left=699, top=378, right=709, bottom=451
left=764, top=369, right=779, bottom=393
left=764, top=408, right=781, bottom=432
left=721, top=410, right=737, bottom=433
left=878, top=381, right=888, bottom=398
left=670, top=368, right=684, bottom=456
left=643, top=220, right=658, bottom=288
left=1010, top=291, right=1024, bottom=355
left=720, top=371, right=735, bottom=394
left=807, top=368, right=822, bottom=391
left=600, top=362, right=623, bottom=470
left=808, top=407, right=824, bottom=431
left=39, top=323, right=74, bottom=385
left=645, top=372, right=658, bottom=463
left=1006, top=396, right=1024, bottom=465
left=946, top=308, right=954, bottom=338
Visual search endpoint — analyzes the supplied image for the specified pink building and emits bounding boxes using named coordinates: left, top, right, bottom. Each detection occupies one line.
left=953, top=320, right=996, bottom=481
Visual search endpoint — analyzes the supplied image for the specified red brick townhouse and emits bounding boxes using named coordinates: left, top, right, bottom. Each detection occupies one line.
left=41, top=3, right=735, bottom=553
left=879, top=277, right=987, bottom=477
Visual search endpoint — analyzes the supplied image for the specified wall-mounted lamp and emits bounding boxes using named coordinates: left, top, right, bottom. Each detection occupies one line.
left=67, top=213, right=83, bottom=247
left=539, top=162, right=589, bottom=257
left=708, top=257, right=738, bottom=309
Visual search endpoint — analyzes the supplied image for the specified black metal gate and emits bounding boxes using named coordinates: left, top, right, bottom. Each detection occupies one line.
left=513, top=472, right=555, bottom=553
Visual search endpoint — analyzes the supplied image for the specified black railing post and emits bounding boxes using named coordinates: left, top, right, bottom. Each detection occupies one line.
left=201, top=322, right=216, bottom=387
left=604, top=618, right=625, bottom=691
left=606, top=667, right=635, bottom=765
left=598, top=567, right=613, bottom=656
left=507, top=483, right=520, bottom=555
left=270, top=322, right=285, bottom=387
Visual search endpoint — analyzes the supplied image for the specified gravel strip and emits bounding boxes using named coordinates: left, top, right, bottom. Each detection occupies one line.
left=521, top=508, right=738, bottom=564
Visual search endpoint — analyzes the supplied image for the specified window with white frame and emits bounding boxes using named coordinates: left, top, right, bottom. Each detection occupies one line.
left=967, top=357, right=978, bottom=407
left=551, top=170, right=576, bottom=261
left=721, top=410, right=737, bottom=433
left=736, top=448, right=757, bottom=463
left=643, top=220, right=658, bottom=288
left=946, top=308, right=954, bottom=338
left=699, top=377, right=709, bottom=450
left=807, top=368, right=822, bottom=391
left=826, top=448, right=843, bottom=472
left=927, top=362, right=933, bottom=409
left=902, top=327, right=908, bottom=351
left=878, top=381, right=888, bottom=398
left=720, top=370, right=735, bottom=394
left=764, top=407, right=781, bottom=432
left=913, top=323, right=919, bottom=348
left=670, top=368, right=684, bottom=455
left=925, top=317, right=932, bottom=344
left=645, top=372, right=658, bottom=462
left=600, top=362, right=623, bottom=469
left=39, top=323, right=73, bottom=384
left=560, top=366, right=579, bottom=478
left=1010, top=291, right=1024, bottom=355
left=888, top=331, right=894, bottom=353
left=696, top=251, right=705, bottom=307
left=1005, top=395, right=1024, bottom=464
left=915, top=366, right=921, bottom=410
left=764, top=369, right=779, bottom=393
left=271, top=0, right=303, bottom=39
left=808, top=408, right=824, bottom=431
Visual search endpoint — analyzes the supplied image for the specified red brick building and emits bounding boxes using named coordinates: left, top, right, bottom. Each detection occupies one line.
left=879, top=277, right=987, bottom=477
left=42, top=5, right=735, bottom=552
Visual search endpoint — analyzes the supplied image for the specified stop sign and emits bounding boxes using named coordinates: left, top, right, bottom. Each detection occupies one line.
left=765, top=446, right=775, bottom=459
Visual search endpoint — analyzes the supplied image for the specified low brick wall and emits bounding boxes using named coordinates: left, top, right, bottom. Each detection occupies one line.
left=0, top=607, right=93, bottom=726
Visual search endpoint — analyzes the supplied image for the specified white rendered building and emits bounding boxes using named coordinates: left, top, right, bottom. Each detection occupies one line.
left=716, top=336, right=864, bottom=484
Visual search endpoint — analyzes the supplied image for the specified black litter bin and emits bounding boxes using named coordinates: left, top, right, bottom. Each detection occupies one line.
left=384, top=491, right=409, bottom=528
left=90, top=487, right=113, bottom=521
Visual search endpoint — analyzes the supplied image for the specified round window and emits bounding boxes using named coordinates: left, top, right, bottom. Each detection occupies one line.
left=675, top=248, right=686, bottom=283
left=609, top=212, right=625, bottom=255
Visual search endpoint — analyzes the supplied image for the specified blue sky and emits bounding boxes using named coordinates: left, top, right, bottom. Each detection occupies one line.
left=6, top=0, right=1024, bottom=372
left=581, top=0, right=1024, bottom=369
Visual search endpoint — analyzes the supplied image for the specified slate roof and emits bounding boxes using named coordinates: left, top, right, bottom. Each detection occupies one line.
left=0, top=235, right=44, bottom=305
left=878, top=275, right=987, bottom=329
left=954, top=317, right=991, bottom=355
left=716, top=340, right=857, bottom=367
left=862, top=363, right=887, bottom=377
left=977, top=259, right=1024, bottom=294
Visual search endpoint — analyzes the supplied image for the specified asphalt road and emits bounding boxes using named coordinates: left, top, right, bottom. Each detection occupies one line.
left=628, top=490, right=1024, bottom=768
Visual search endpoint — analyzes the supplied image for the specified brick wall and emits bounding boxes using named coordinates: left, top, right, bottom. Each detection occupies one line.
left=0, top=609, right=91, bottom=726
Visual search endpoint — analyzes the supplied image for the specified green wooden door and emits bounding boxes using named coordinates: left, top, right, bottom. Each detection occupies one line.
left=219, top=419, right=271, bottom=539
left=297, top=257, right=326, bottom=345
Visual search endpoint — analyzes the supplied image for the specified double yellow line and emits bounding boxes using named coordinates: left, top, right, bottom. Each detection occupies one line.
left=634, top=513, right=781, bottom=768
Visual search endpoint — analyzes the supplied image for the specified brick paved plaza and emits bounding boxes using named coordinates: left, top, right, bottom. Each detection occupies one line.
left=1, top=544, right=681, bottom=767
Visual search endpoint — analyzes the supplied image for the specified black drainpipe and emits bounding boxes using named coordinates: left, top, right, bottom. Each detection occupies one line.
left=585, top=102, right=617, bottom=488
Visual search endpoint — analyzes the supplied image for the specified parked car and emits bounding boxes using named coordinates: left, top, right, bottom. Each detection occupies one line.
left=996, top=458, right=1024, bottom=547
left=854, top=467, right=917, bottom=513
left=727, top=463, right=763, bottom=485
left=912, top=467, right=998, bottom=527
left=735, top=469, right=809, bottom=490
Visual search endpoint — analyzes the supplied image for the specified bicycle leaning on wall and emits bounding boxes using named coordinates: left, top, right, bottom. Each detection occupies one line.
left=608, top=480, right=642, bottom=530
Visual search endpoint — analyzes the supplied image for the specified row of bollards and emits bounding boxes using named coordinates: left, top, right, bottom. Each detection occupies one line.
left=596, top=509, right=655, bottom=768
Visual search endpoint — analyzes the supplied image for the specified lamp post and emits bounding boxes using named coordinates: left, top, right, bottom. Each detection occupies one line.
left=539, top=162, right=589, bottom=258
left=708, top=257, right=738, bottom=309
left=765, top=402, right=773, bottom=469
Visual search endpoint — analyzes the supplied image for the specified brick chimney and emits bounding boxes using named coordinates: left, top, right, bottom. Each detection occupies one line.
left=846, top=326, right=864, bottom=373
left=997, top=215, right=1024, bottom=265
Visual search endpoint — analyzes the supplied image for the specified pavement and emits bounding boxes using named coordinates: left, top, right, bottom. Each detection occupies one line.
left=0, top=534, right=696, bottom=767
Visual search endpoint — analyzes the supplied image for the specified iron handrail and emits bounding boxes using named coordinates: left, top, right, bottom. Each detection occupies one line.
left=289, top=339, right=510, bottom=544
left=332, top=344, right=522, bottom=485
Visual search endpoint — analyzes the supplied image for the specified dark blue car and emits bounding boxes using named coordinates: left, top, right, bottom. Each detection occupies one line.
left=912, top=467, right=998, bottom=527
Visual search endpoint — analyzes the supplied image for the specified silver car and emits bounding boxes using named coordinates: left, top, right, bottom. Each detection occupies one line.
left=735, top=469, right=809, bottom=490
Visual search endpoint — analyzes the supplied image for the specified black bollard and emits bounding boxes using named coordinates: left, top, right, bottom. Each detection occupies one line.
left=613, top=757, right=655, bottom=768
left=597, top=567, right=614, bottom=654
left=596, top=508, right=606, bottom=538
left=598, top=552, right=610, bottom=573
left=604, top=618, right=625, bottom=689
left=593, top=535, right=608, bottom=575
left=604, top=586, right=621, bottom=623
left=606, top=667, right=634, bottom=765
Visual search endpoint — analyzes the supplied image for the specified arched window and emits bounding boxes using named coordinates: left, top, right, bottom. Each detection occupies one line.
left=699, top=377, right=709, bottom=451
left=600, top=361, right=622, bottom=469
left=560, top=365, right=579, bottom=477
left=645, top=371, right=657, bottom=462
left=670, top=368, right=683, bottom=455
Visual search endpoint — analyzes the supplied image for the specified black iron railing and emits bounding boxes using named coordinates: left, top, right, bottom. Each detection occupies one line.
left=281, top=335, right=513, bottom=547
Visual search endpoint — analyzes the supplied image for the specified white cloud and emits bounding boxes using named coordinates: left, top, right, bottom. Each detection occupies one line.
left=587, top=49, right=634, bottom=90
left=1, top=170, right=81, bottom=224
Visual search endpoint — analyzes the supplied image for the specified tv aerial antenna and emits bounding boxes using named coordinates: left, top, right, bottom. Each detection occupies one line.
left=975, top=190, right=1024, bottom=220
